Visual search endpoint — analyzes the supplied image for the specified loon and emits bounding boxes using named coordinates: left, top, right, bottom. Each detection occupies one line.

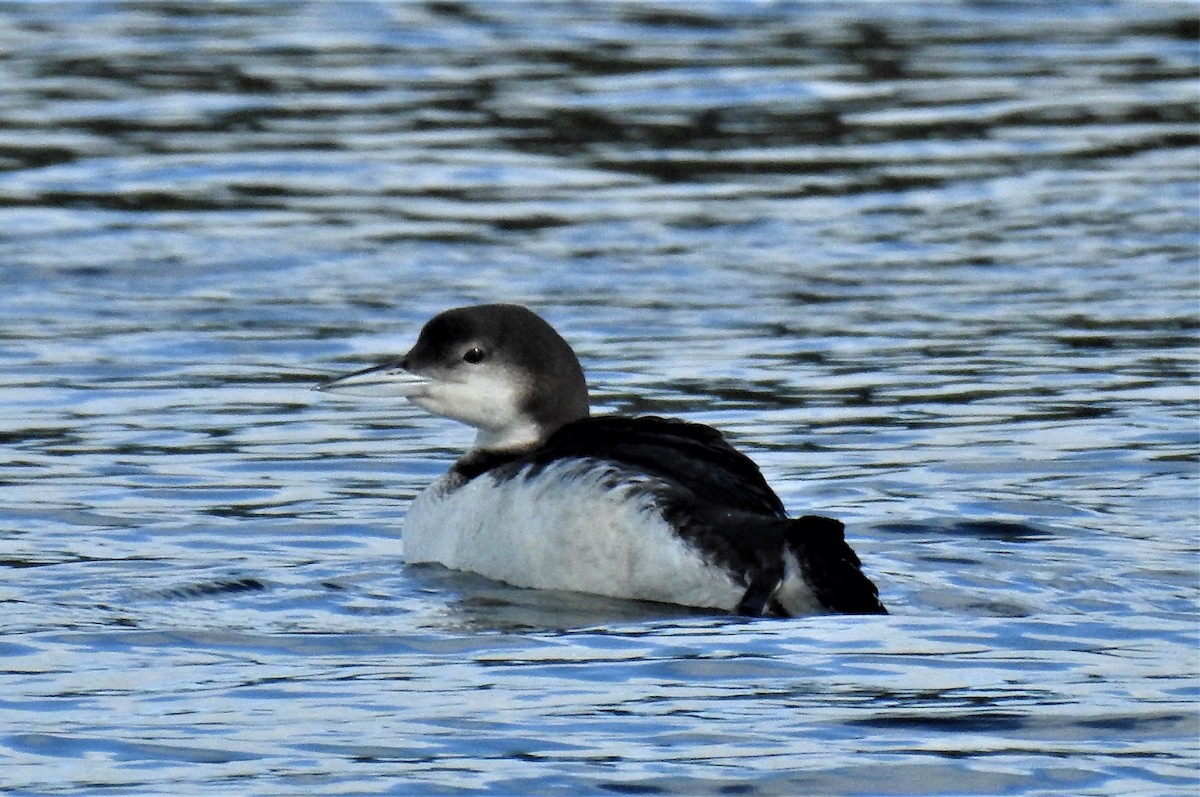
left=320, top=303, right=885, bottom=617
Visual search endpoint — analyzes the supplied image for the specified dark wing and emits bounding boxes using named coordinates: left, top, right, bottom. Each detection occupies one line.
left=530, top=416, right=786, bottom=518
left=656, top=506, right=887, bottom=617
left=470, top=415, right=886, bottom=617
left=537, top=418, right=884, bottom=616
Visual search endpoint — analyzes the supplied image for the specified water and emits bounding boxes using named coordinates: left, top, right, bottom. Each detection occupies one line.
left=1, top=1, right=1197, bottom=794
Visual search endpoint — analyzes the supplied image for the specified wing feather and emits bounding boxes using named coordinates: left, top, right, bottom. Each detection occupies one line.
left=530, top=416, right=786, bottom=517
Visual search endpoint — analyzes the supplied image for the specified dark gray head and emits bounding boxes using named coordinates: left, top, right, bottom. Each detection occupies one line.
left=322, top=304, right=589, bottom=451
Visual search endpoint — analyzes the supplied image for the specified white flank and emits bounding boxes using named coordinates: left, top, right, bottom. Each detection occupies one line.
left=772, top=549, right=825, bottom=616
left=403, top=459, right=745, bottom=611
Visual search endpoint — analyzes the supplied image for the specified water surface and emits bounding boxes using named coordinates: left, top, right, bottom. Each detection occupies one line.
left=1, top=2, right=1197, bottom=794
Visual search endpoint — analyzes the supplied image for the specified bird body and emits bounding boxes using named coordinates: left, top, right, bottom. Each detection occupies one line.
left=321, top=304, right=885, bottom=617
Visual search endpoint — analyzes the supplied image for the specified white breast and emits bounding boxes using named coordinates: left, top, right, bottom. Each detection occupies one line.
left=402, top=459, right=744, bottom=611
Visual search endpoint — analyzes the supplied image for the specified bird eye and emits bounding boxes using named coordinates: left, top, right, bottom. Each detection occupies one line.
left=462, top=347, right=486, bottom=364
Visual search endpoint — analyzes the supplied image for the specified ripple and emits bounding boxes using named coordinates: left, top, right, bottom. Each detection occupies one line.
left=0, top=1, right=1196, bottom=795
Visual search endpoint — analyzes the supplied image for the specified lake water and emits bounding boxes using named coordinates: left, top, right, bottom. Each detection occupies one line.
left=1, top=1, right=1197, bottom=794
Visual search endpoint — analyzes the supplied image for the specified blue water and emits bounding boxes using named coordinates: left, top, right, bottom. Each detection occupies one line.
left=1, top=1, right=1197, bottom=794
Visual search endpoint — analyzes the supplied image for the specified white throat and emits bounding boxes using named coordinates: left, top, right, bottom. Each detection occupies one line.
left=473, top=418, right=545, bottom=453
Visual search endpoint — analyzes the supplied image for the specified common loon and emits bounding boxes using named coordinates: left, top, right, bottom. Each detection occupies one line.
left=320, top=303, right=885, bottom=617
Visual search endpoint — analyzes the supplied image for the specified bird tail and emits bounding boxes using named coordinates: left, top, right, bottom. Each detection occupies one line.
left=730, top=514, right=886, bottom=617
left=782, top=515, right=887, bottom=615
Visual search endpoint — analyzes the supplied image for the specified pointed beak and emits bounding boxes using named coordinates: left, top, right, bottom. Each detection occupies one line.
left=316, top=359, right=432, bottom=397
